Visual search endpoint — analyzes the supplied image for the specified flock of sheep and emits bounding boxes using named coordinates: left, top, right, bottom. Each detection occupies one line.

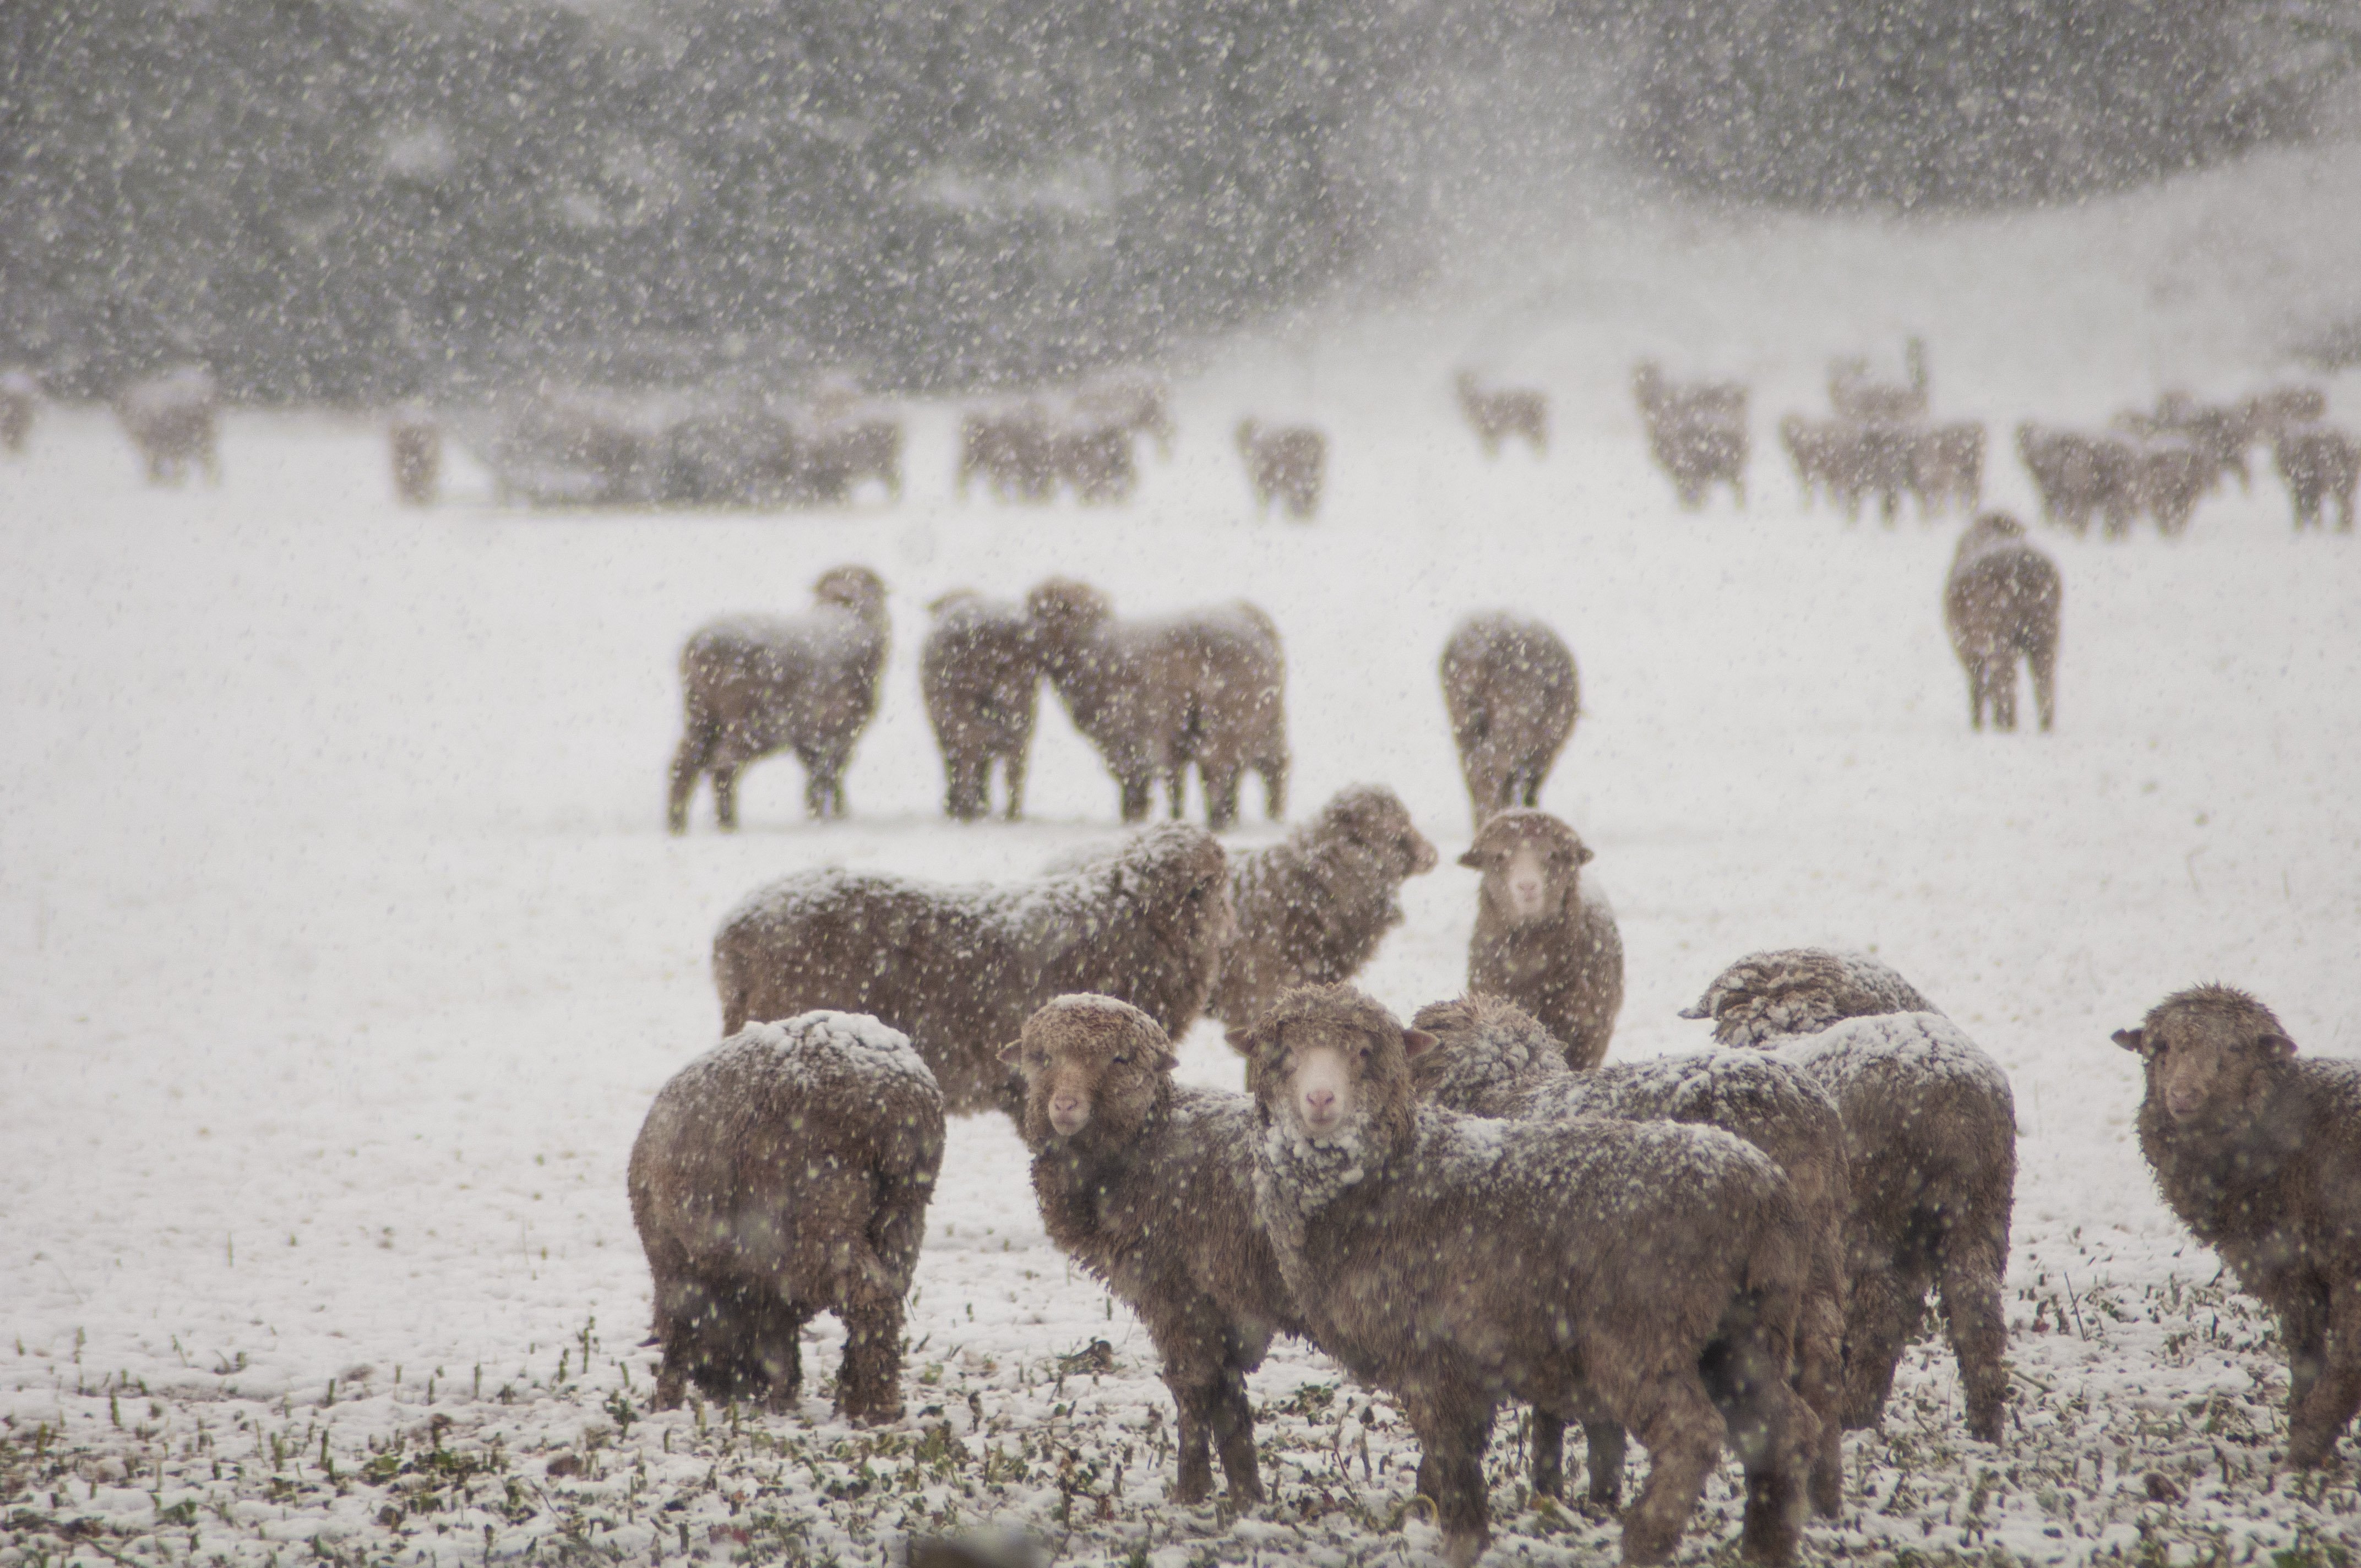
left=632, top=547, right=2355, bottom=1566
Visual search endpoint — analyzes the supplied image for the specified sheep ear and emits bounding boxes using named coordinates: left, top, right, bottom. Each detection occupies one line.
left=2259, top=1032, right=2296, bottom=1060
left=1575, top=845, right=1595, bottom=866
left=1401, top=1028, right=1439, bottom=1059
left=1456, top=848, right=1486, bottom=869
left=2110, top=1028, right=2146, bottom=1055
left=997, top=1040, right=1024, bottom=1066
left=1223, top=1026, right=1258, bottom=1057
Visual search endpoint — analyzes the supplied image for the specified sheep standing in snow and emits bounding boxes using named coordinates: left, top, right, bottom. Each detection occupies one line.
left=2016, top=423, right=2136, bottom=536
left=389, top=410, right=440, bottom=506
left=1207, top=785, right=1437, bottom=1028
left=1410, top=994, right=1852, bottom=1517
left=801, top=411, right=904, bottom=504
left=1440, top=612, right=1580, bottom=828
left=1026, top=576, right=1287, bottom=830
left=667, top=565, right=890, bottom=831
left=117, top=367, right=221, bottom=486
left=1052, top=417, right=1139, bottom=503
left=1, top=369, right=39, bottom=455
left=1461, top=809, right=1624, bottom=1069
left=1828, top=339, right=1929, bottom=423
left=1944, top=513, right=2061, bottom=733
left=920, top=592, right=1039, bottom=821
left=1633, top=362, right=1748, bottom=509
left=1683, top=949, right=2017, bottom=1442
left=711, top=823, right=1233, bottom=1120
left=1909, top=422, right=1985, bottom=518
left=2114, top=985, right=2361, bottom=1467
left=2273, top=424, right=2359, bottom=532
left=1236, top=983, right=1823, bottom=1568
left=1075, top=372, right=1175, bottom=460
left=628, top=1011, right=944, bottom=1420
left=1235, top=420, right=1326, bottom=519
left=1003, top=995, right=1299, bottom=1502
left=959, top=406, right=1057, bottom=503
left=1455, top=372, right=1548, bottom=458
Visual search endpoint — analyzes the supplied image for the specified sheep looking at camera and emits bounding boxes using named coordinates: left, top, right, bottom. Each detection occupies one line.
left=1461, top=809, right=1624, bottom=1069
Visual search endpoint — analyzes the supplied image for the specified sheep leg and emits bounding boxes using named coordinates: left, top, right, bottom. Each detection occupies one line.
left=750, top=1295, right=806, bottom=1411
left=1965, top=660, right=1987, bottom=731
left=711, top=765, right=743, bottom=831
left=1208, top=1360, right=1264, bottom=1501
left=1581, top=1418, right=1626, bottom=1506
left=1936, top=1235, right=2011, bottom=1444
left=1164, top=768, right=1188, bottom=821
left=1528, top=1410, right=1565, bottom=1500
left=2280, top=1291, right=2333, bottom=1464
left=999, top=748, right=1028, bottom=820
left=1987, top=658, right=2019, bottom=732
left=2029, top=642, right=2058, bottom=734
left=1731, top=1380, right=1816, bottom=1567
left=1615, top=1374, right=1724, bottom=1566
left=1259, top=756, right=1287, bottom=821
left=945, top=752, right=986, bottom=820
left=1838, top=1259, right=1925, bottom=1429
left=667, top=731, right=712, bottom=834
left=1796, top=1240, right=1851, bottom=1512
left=1402, top=1393, right=1493, bottom=1568
left=1202, top=765, right=1242, bottom=832
left=835, top=1299, right=904, bottom=1423
left=1118, top=772, right=1154, bottom=823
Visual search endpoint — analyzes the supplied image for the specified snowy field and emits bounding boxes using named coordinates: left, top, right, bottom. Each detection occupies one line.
left=6, top=143, right=2361, bottom=1568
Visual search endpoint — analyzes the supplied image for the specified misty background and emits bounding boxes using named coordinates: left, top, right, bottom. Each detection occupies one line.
left=3, top=0, right=2355, bottom=402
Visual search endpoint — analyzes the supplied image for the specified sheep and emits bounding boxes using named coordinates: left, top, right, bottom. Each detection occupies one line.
left=1910, top=421, right=1986, bottom=518
left=1780, top=415, right=1852, bottom=512
left=1828, top=337, right=1929, bottom=423
left=1943, top=513, right=2061, bottom=733
left=1206, top=785, right=1438, bottom=1028
left=2016, top=423, right=2135, bottom=536
left=1234, top=983, right=1823, bottom=1568
left=2113, top=984, right=2361, bottom=1467
left=802, top=412, right=904, bottom=504
left=2273, top=424, right=2359, bottom=532
left=627, top=1011, right=944, bottom=1420
left=1, top=369, right=38, bottom=455
left=1455, top=372, right=1548, bottom=458
left=959, top=406, right=1057, bottom=503
left=2133, top=439, right=2212, bottom=536
left=1026, top=577, right=1287, bottom=830
left=2242, top=385, right=2329, bottom=444
left=710, top=821, right=1234, bottom=1120
left=1440, top=612, right=1580, bottom=827
left=389, top=410, right=440, bottom=506
left=1408, top=994, right=1852, bottom=1518
left=1461, top=808, right=1624, bottom=1069
left=1235, top=420, right=1326, bottom=519
left=1633, top=363, right=1747, bottom=509
left=1052, top=417, right=1139, bottom=503
left=498, top=389, right=672, bottom=505
left=116, top=367, right=221, bottom=486
left=1075, top=372, right=1175, bottom=460
left=999, top=994, right=1299, bottom=1501
left=920, top=592, right=1039, bottom=821
left=2117, top=393, right=2252, bottom=493
left=1680, top=949, right=2017, bottom=1442
left=666, top=565, right=890, bottom=832
left=659, top=403, right=798, bottom=507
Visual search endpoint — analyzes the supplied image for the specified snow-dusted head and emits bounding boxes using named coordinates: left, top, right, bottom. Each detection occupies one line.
left=1024, top=575, right=1114, bottom=666
left=1231, top=984, right=1434, bottom=1147
left=1679, top=946, right=1939, bottom=1047
left=1954, top=511, right=2027, bottom=561
left=1316, top=783, right=1439, bottom=880
left=2114, top=984, right=2295, bottom=1125
left=1406, top=994, right=1568, bottom=1107
left=1000, top=994, right=1176, bottom=1146
left=1111, top=822, right=1236, bottom=957
left=813, top=564, right=888, bottom=626
left=1460, top=808, right=1590, bottom=928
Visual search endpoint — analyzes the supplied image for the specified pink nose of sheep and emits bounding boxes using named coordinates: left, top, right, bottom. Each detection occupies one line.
left=1289, top=1046, right=1353, bottom=1134
left=1505, top=845, right=1549, bottom=919
left=1049, top=1092, right=1090, bottom=1135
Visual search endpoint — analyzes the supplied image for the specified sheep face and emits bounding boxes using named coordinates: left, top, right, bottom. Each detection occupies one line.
left=1003, top=995, right=1176, bottom=1144
left=1679, top=947, right=1936, bottom=1047
left=813, top=565, right=888, bottom=622
left=1956, top=512, right=2026, bottom=558
left=1329, top=786, right=1439, bottom=879
left=2114, top=986, right=2294, bottom=1125
left=1233, top=984, right=1434, bottom=1144
left=1460, top=809, right=1591, bottom=928
left=1129, top=828, right=1237, bottom=955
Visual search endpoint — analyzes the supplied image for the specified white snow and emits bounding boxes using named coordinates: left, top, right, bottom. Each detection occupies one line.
left=8, top=139, right=2361, bottom=1568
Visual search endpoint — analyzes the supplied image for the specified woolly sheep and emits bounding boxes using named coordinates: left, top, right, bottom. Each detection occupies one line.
left=711, top=822, right=1234, bottom=1120
left=1000, top=995, right=1299, bottom=1501
left=117, top=367, right=220, bottom=486
left=628, top=1011, right=944, bottom=1420
left=2273, top=425, right=2359, bottom=532
left=1235, top=420, right=1326, bottom=519
left=1440, top=612, right=1580, bottom=828
left=1455, top=372, right=1548, bottom=458
left=1827, top=339, right=1929, bottom=423
left=1633, top=363, right=1748, bottom=509
left=1943, top=513, right=2060, bottom=733
left=667, top=565, right=890, bottom=831
left=2114, top=985, right=2361, bottom=1467
left=1461, top=809, right=1624, bottom=1069
left=920, top=592, right=1039, bottom=821
left=1236, top=984, right=1822, bottom=1568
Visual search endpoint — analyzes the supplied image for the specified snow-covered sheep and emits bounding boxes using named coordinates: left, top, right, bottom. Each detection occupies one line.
left=959, top=405, right=1057, bottom=503
left=1409, top=994, right=1851, bottom=1517
left=1683, top=951, right=2016, bottom=1442
left=389, top=410, right=439, bottom=506
left=2114, top=985, right=2361, bottom=1467
left=628, top=1011, right=944, bottom=1421
left=1910, top=421, right=1986, bottom=518
left=1207, top=785, right=1437, bottom=1029
left=711, top=823, right=1234, bottom=1120
left=1235, top=984, right=1822, bottom=1568
left=1074, top=372, right=1174, bottom=461
left=1234, top=420, right=1325, bottom=519
left=1052, top=417, right=1139, bottom=503
left=1454, top=372, right=1548, bottom=458
left=920, top=592, right=1039, bottom=821
left=1461, top=809, right=1624, bottom=1069
left=1440, top=612, right=1580, bottom=828
left=1944, top=513, right=2061, bottom=733
left=1026, top=577, right=1287, bottom=830
left=666, top=565, right=890, bottom=832
left=1633, top=362, right=1747, bottom=509
left=2273, top=424, right=2359, bottom=532
left=1001, top=995, right=1298, bottom=1502
left=2016, top=423, right=2136, bottom=536
left=117, top=367, right=220, bottom=486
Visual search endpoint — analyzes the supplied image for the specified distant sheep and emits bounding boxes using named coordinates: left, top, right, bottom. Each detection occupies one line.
left=2242, top=386, right=2328, bottom=444
left=1026, top=577, right=1287, bottom=830
left=389, top=410, right=440, bottom=506
left=1237, top=983, right=1823, bottom=1568
left=802, top=413, right=904, bottom=503
left=2132, top=439, right=2211, bottom=536
left=920, top=592, right=1039, bottom=821
left=1910, top=422, right=1986, bottom=518
left=1440, top=612, right=1580, bottom=827
left=1455, top=372, right=1548, bottom=458
left=1075, top=373, right=1175, bottom=460
left=1003, top=995, right=1298, bottom=1502
left=2016, top=423, right=2135, bottom=537
left=1461, top=808, right=1624, bottom=1069
left=711, top=822, right=1234, bottom=1119
left=0, top=369, right=38, bottom=455
left=1633, top=362, right=1748, bottom=509
left=1207, top=785, right=1438, bottom=1028
left=1410, top=994, right=1852, bottom=1518
left=1944, top=513, right=2060, bottom=733
left=1828, top=338, right=1929, bottom=423
left=628, top=1012, right=944, bottom=1420
left=1053, top=417, right=1140, bottom=503
left=2273, top=425, right=2359, bottom=532
left=1235, top=420, right=1326, bottom=519
left=2113, top=985, right=2361, bottom=1468
left=2118, top=393, right=2251, bottom=493
left=1683, top=949, right=2017, bottom=1442
left=117, top=367, right=221, bottom=486
left=667, top=565, right=890, bottom=832
left=959, top=406, right=1058, bottom=503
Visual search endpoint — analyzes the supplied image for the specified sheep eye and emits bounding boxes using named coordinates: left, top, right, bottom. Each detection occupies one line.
left=1110, top=1053, right=1131, bottom=1066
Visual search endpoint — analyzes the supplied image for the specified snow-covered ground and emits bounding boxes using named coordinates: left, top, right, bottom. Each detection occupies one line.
left=6, top=142, right=2361, bottom=1568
